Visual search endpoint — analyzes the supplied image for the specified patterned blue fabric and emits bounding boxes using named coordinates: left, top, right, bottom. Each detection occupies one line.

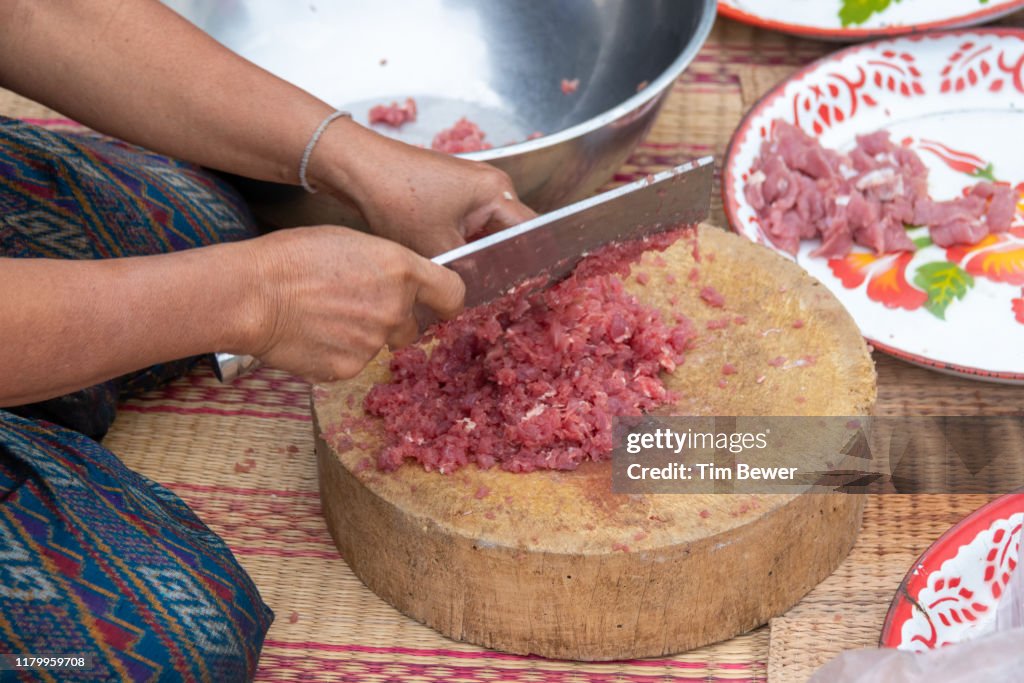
left=1, top=116, right=257, bottom=440
left=0, top=117, right=272, bottom=681
left=0, top=413, right=273, bottom=682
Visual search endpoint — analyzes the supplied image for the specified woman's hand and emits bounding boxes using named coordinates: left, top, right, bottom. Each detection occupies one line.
left=0, top=227, right=464, bottom=406
left=244, top=226, right=465, bottom=382
left=307, top=122, right=537, bottom=257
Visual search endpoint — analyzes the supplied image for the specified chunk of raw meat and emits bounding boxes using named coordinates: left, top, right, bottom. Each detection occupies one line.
left=431, top=117, right=492, bottom=154
left=368, top=97, right=417, bottom=127
left=744, top=120, right=1018, bottom=257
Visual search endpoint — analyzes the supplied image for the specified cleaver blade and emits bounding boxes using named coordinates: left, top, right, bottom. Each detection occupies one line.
left=419, top=155, right=715, bottom=329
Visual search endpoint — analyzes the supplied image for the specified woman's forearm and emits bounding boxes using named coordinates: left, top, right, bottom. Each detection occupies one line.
left=0, top=0, right=536, bottom=259
left=1, top=226, right=467, bottom=403
left=0, top=0, right=351, bottom=187
left=0, top=245, right=260, bottom=406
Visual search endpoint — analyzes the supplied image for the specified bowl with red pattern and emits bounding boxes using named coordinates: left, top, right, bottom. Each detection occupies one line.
left=881, top=493, right=1024, bottom=649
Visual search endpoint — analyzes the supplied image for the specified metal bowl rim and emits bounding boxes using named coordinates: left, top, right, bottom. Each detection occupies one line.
left=458, top=0, right=718, bottom=161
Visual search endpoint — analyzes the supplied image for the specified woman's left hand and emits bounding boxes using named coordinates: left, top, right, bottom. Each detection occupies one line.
left=307, top=119, right=537, bottom=257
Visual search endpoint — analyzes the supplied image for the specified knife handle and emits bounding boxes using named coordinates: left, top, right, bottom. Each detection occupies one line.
left=212, top=352, right=260, bottom=382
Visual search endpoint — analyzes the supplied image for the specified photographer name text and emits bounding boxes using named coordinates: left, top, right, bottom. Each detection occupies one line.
left=625, top=462, right=798, bottom=481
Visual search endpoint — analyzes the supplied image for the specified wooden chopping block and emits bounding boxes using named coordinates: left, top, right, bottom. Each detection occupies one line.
left=313, top=224, right=876, bottom=660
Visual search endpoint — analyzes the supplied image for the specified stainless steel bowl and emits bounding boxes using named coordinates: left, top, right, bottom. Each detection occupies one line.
left=165, top=0, right=716, bottom=211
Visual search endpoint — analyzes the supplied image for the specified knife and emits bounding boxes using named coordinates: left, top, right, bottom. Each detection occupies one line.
left=214, top=156, right=714, bottom=382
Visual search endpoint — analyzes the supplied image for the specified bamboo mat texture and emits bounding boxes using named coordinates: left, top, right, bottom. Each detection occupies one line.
left=4, top=11, right=1024, bottom=682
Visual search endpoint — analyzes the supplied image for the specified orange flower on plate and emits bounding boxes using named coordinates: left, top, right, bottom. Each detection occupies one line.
left=829, top=251, right=928, bottom=311
left=828, top=251, right=879, bottom=288
left=946, top=227, right=1024, bottom=286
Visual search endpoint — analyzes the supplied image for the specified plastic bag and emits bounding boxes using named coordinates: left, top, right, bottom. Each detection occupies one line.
left=809, top=528, right=1024, bottom=683
left=995, top=526, right=1024, bottom=631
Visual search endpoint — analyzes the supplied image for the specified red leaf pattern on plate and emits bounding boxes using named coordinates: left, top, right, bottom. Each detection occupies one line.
left=915, top=138, right=988, bottom=176
left=941, top=40, right=1024, bottom=94
left=868, top=50, right=927, bottom=98
left=791, top=50, right=927, bottom=135
left=997, top=47, right=1024, bottom=94
left=792, top=69, right=867, bottom=135
left=1013, top=288, right=1024, bottom=324
left=900, top=514, right=1024, bottom=651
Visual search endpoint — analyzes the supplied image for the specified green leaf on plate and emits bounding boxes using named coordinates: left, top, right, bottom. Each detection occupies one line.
left=911, top=234, right=934, bottom=250
left=971, top=163, right=997, bottom=182
left=912, top=261, right=974, bottom=320
left=839, top=0, right=901, bottom=27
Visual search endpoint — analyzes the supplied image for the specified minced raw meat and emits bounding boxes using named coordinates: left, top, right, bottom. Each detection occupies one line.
left=364, top=228, right=697, bottom=474
left=699, top=286, right=725, bottom=308
left=431, top=117, right=492, bottom=154
left=369, top=97, right=417, bottom=127
left=369, top=101, right=540, bottom=152
left=744, top=120, right=1017, bottom=257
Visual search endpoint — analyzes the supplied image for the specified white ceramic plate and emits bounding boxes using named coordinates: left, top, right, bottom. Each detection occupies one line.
left=719, top=0, right=1024, bottom=41
left=724, top=30, right=1024, bottom=383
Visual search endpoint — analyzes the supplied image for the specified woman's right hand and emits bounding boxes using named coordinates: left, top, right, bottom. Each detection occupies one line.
left=241, top=226, right=465, bottom=383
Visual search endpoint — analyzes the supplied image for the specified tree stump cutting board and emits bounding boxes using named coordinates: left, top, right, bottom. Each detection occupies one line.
left=313, top=225, right=876, bottom=660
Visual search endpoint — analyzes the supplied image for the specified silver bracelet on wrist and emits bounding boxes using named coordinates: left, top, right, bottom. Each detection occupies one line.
left=298, top=110, right=351, bottom=193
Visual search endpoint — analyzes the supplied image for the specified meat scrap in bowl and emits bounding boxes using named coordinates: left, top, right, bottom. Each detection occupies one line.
left=744, top=120, right=1017, bottom=258
left=431, top=117, right=492, bottom=154
left=368, top=97, right=418, bottom=127
left=368, top=99, right=543, bottom=152
left=364, top=228, right=697, bottom=475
